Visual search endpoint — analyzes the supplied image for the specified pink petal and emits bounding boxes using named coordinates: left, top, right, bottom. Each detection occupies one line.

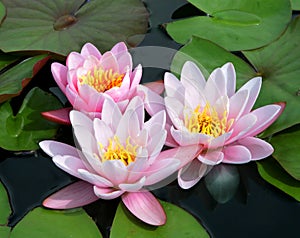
left=100, top=51, right=119, bottom=72
left=165, top=96, right=185, bottom=129
left=122, top=191, right=166, bottom=226
left=51, top=63, right=68, bottom=94
left=101, top=160, right=128, bottom=185
left=244, top=103, right=285, bottom=137
left=236, top=77, right=262, bottom=114
left=178, top=159, right=211, bottom=189
left=39, top=140, right=78, bottom=158
left=228, top=89, right=249, bottom=121
left=221, top=62, right=236, bottom=97
left=41, top=107, right=72, bottom=125
left=116, top=51, right=133, bottom=73
left=125, top=95, right=145, bottom=129
left=101, top=96, right=122, bottom=130
left=52, top=155, right=86, bottom=179
left=237, top=137, right=274, bottom=160
left=164, top=72, right=185, bottom=102
left=93, top=118, right=114, bottom=148
left=128, top=64, right=143, bottom=98
left=170, top=127, right=211, bottom=146
left=143, top=80, right=164, bottom=95
left=222, top=145, right=252, bottom=164
left=204, top=68, right=225, bottom=104
left=43, top=181, right=98, bottom=209
left=181, top=61, right=206, bottom=90
left=93, top=186, right=124, bottom=199
left=66, top=52, right=85, bottom=70
left=81, top=43, right=102, bottom=59
left=198, top=150, right=224, bottom=165
left=119, top=176, right=146, bottom=192
left=110, top=42, right=128, bottom=55
left=144, top=110, right=166, bottom=136
left=147, top=130, right=167, bottom=163
left=78, top=169, right=113, bottom=187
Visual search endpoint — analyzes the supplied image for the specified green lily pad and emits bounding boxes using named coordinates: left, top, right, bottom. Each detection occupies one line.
left=0, top=226, right=11, bottom=238
left=204, top=164, right=240, bottom=204
left=0, top=182, right=11, bottom=225
left=270, top=129, right=300, bottom=180
left=10, top=207, right=102, bottom=238
left=110, top=200, right=209, bottom=238
left=0, top=0, right=148, bottom=56
left=0, top=2, right=5, bottom=25
left=291, top=0, right=300, bottom=10
left=257, top=158, right=300, bottom=202
left=0, top=87, right=62, bottom=151
left=166, top=0, right=291, bottom=51
left=0, top=54, right=49, bottom=103
left=243, top=16, right=300, bottom=136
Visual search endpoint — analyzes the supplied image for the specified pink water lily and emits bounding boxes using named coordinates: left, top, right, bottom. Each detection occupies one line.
left=43, top=42, right=142, bottom=123
left=39, top=96, right=200, bottom=226
left=160, top=61, right=284, bottom=189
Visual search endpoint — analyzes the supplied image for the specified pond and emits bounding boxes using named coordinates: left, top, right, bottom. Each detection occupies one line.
left=0, top=0, right=300, bottom=238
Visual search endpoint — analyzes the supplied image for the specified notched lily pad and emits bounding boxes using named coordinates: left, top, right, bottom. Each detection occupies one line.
left=0, top=0, right=148, bottom=56
left=0, top=182, right=11, bottom=226
left=110, top=200, right=209, bottom=238
left=10, top=207, right=102, bottom=238
left=0, top=87, right=62, bottom=151
left=0, top=54, right=50, bottom=103
left=166, top=0, right=291, bottom=50
left=0, top=2, right=5, bottom=24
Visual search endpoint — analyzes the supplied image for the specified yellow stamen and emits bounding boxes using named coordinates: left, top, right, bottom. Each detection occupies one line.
left=185, top=103, right=233, bottom=137
left=79, top=66, right=124, bottom=92
left=100, top=136, right=138, bottom=166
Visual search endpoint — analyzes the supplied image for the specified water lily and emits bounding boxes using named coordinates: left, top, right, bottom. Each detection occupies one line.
left=42, top=42, right=142, bottom=123
left=39, top=96, right=200, bottom=226
left=162, top=61, right=285, bottom=189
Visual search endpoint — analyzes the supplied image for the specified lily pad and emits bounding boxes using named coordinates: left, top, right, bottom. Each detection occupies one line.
left=243, top=16, right=300, bottom=136
left=291, top=0, right=300, bottom=10
left=0, top=87, right=62, bottom=151
left=0, top=54, right=49, bottom=103
left=270, top=129, right=300, bottom=180
left=0, top=0, right=148, bottom=56
left=110, top=200, right=209, bottom=238
left=166, top=0, right=291, bottom=51
left=0, top=182, right=11, bottom=225
left=0, top=226, right=11, bottom=238
left=0, top=2, right=5, bottom=24
left=204, top=164, right=240, bottom=204
left=257, top=159, right=300, bottom=202
left=10, top=207, right=102, bottom=238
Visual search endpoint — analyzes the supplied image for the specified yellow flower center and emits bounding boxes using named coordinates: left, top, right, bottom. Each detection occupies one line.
left=79, top=66, right=124, bottom=92
left=185, top=103, right=233, bottom=137
left=100, top=136, right=138, bottom=166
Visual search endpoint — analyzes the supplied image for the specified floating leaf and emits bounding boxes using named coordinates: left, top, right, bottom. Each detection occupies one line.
left=243, top=16, right=300, bottom=136
left=110, top=200, right=209, bottom=238
left=0, top=226, right=11, bottom=238
left=10, top=207, right=102, bottom=238
left=0, top=53, right=21, bottom=70
left=204, top=164, right=240, bottom=204
left=0, top=55, right=50, bottom=103
left=291, top=0, right=300, bottom=10
left=0, top=87, right=62, bottom=151
left=0, top=0, right=148, bottom=56
left=257, top=159, right=300, bottom=202
left=270, top=129, right=300, bottom=180
left=166, top=0, right=291, bottom=51
left=0, top=182, right=11, bottom=225
left=0, top=1, right=5, bottom=24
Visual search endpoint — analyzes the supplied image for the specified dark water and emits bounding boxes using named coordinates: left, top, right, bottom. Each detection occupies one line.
left=0, top=1, right=300, bottom=238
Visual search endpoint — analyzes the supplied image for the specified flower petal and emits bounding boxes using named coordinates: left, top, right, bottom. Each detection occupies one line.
left=222, top=145, right=252, bottom=164
left=66, top=52, right=85, bottom=70
left=41, top=107, right=72, bottom=125
left=43, top=181, right=98, bottom=209
left=39, top=140, right=78, bottom=158
left=93, top=186, right=124, bottom=199
left=164, top=72, right=185, bottom=102
left=170, top=126, right=211, bottom=146
left=51, top=63, right=68, bottom=93
left=178, top=159, right=211, bottom=189
left=221, top=62, right=236, bottom=97
left=122, top=191, right=166, bottom=226
left=198, top=151, right=224, bottom=165
left=52, top=155, right=86, bottom=179
left=81, top=43, right=102, bottom=59
left=101, top=160, right=128, bottom=185
left=237, top=137, right=274, bottom=160
left=143, top=80, right=164, bottom=95
left=119, top=176, right=146, bottom=192
left=78, top=169, right=113, bottom=187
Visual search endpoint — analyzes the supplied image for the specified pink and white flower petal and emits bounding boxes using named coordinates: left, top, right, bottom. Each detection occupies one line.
left=235, top=77, right=262, bottom=114
left=128, top=64, right=143, bottom=98
left=101, top=96, right=122, bottom=130
left=78, top=169, right=113, bottom=188
left=204, top=68, right=225, bottom=104
left=119, top=176, right=146, bottom=192
left=147, top=130, right=167, bottom=163
left=39, top=140, right=78, bottom=157
left=228, top=89, right=249, bottom=121
left=127, top=156, right=150, bottom=183
left=93, top=118, right=114, bottom=148
left=101, top=160, right=128, bottom=185
left=243, top=104, right=284, bottom=137
left=94, top=186, right=124, bottom=200
left=221, top=62, right=236, bottom=97
left=122, top=191, right=166, bottom=226
left=143, top=80, right=164, bottom=95
left=51, top=63, right=68, bottom=93
left=52, top=155, right=87, bottom=179
left=125, top=95, right=145, bottom=129
left=66, top=52, right=85, bottom=70
left=43, top=181, right=98, bottom=209
left=237, top=137, right=274, bottom=160
left=100, top=51, right=119, bottom=72
left=41, top=107, right=72, bottom=125
left=164, top=72, right=185, bottom=102
left=144, top=110, right=166, bottom=136
left=116, top=51, right=133, bottom=74
left=198, top=150, right=224, bottom=165
left=178, top=159, right=211, bottom=189
left=171, top=127, right=211, bottom=146
left=81, top=43, right=102, bottom=59
left=115, top=109, right=135, bottom=143
left=110, top=42, right=128, bottom=56
left=83, top=55, right=99, bottom=69
left=181, top=61, right=206, bottom=90
left=72, top=125, right=98, bottom=155
left=222, top=145, right=252, bottom=164
left=165, top=97, right=185, bottom=129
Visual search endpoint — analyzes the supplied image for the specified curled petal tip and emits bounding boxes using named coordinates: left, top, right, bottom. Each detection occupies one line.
left=41, top=107, right=72, bottom=125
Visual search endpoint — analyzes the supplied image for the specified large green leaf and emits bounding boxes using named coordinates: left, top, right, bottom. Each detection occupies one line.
left=110, top=200, right=209, bottom=238
left=270, top=129, right=300, bottom=180
left=0, top=182, right=11, bottom=225
left=0, top=226, right=10, bottom=238
left=0, top=87, right=62, bottom=151
left=0, top=1, right=5, bottom=24
left=10, top=207, right=102, bottom=238
left=257, top=159, right=300, bottom=202
left=166, top=0, right=291, bottom=51
left=0, top=55, right=49, bottom=103
left=0, top=0, right=148, bottom=56
left=291, top=0, right=300, bottom=10
left=243, top=16, right=300, bottom=136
